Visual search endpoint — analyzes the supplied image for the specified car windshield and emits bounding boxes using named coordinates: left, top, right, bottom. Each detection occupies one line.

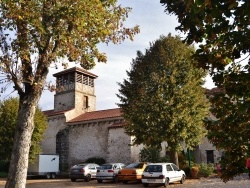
left=126, top=163, right=144, bottom=169
left=99, top=165, right=112, bottom=169
left=144, top=165, right=162, bottom=172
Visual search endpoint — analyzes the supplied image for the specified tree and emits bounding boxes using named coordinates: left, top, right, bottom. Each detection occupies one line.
left=117, top=35, right=210, bottom=166
left=0, top=1, right=139, bottom=187
left=0, top=98, right=47, bottom=163
left=205, top=91, right=250, bottom=182
left=160, top=0, right=250, bottom=181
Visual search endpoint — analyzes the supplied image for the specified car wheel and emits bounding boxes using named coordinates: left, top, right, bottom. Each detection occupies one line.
left=163, top=178, right=169, bottom=187
left=122, top=180, right=128, bottom=184
left=97, top=179, right=103, bottom=183
left=71, top=178, right=76, bottom=182
left=46, top=173, right=51, bottom=179
left=143, top=183, right=149, bottom=187
left=51, top=173, right=56, bottom=179
left=180, top=175, right=185, bottom=184
left=84, top=174, right=91, bottom=182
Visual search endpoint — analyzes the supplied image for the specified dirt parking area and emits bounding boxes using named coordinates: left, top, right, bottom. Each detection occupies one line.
left=0, top=178, right=197, bottom=188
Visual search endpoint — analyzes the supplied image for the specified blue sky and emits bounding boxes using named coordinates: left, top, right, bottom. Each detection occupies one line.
left=1, top=0, right=214, bottom=111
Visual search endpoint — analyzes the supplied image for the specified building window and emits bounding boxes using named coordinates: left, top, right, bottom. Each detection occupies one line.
left=84, top=96, right=89, bottom=109
left=206, top=150, right=215, bottom=164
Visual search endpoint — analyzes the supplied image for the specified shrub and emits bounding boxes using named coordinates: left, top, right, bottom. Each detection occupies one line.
left=158, top=156, right=170, bottom=163
left=139, top=147, right=162, bottom=163
left=198, top=163, right=214, bottom=177
left=85, top=157, right=106, bottom=165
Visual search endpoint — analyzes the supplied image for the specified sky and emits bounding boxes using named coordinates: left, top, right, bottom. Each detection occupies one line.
left=1, top=0, right=215, bottom=111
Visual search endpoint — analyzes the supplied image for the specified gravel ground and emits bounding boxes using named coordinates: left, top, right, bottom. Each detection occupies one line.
left=0, top=174, right=249, bottom=188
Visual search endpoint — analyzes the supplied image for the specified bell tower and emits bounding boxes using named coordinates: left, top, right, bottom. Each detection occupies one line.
left=53, top=67, right=97, bottom=112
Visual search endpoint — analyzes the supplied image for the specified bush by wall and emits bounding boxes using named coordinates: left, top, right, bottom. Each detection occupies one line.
left=85, top=157, right=106, bottom=165
left=198, top=163, right=215, bottom=177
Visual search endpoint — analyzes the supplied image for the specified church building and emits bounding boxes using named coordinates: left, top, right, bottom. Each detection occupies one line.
left=41, top=67, right=221, bottom=171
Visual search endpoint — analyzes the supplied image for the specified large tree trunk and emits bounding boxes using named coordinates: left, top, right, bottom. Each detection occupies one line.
left=5, top=95, right=40, bottom=188
left=169, top=150, right=179, bottom=167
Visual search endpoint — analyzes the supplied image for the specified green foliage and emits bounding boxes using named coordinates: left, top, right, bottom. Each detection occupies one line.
left=160, top=0, right=250, bottom=182
left=85, top=157, right=106, bottom=165
left=160, top=0, right=250, bottom=72
left=117, top=35, right=210, bottom=153
left=198, top=163, right=214, bottom=178
left=0, top=98, right=47, bottom=162
left=0, top=0, right=139, bottom=88
left=139, top=147, right=169, bottom=163
left=205, top=92, right=250, bottom=181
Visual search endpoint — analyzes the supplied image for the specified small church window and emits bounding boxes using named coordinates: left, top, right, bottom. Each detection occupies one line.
left=84, top=96, right=89, bottom=109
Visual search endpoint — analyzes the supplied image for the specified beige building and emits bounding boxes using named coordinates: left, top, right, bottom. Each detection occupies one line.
left=41, top=67, right=221, bottom=171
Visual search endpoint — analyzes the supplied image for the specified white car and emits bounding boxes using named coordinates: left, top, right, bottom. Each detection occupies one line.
left=141, top=163, right=186, bottom=187
left=96, top=163, right=126, bottom=183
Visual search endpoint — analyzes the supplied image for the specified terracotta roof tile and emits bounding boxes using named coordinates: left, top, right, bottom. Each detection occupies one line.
left=205, top=87, right=224, bottom=96
left=69, top=108, right=122, bottom=123
left=108, top=122, right=126, bottom=129
left=43, top=109, right=70, bottom=117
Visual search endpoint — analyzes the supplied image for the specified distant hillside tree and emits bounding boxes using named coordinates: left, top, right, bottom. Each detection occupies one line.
left=0, top=98, right=47, bottom=163
left=117, top=35, right=210, bottom=166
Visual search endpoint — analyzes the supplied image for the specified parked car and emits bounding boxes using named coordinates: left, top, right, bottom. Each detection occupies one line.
left=96, top=163, right=126, bottom=183
left=69, top=163, right=100, bottom=182
left=118, top=162, right=148, bottom=183
left=141, top=163, right=186, bottom=187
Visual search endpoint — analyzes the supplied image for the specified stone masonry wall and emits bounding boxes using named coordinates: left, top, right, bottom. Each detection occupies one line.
left=68, top=122, right=110, bottom=166
left=41, top=115, right=67, bottom=154
left=194, top=137, right=222, bottom=164
left=107, top=128, right=131, bottom=164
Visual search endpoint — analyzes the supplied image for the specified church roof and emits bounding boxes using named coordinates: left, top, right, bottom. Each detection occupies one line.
left=43, top=109, right=71, bottom=117
left=205, top=87, right=224, bottom=96
left=109, top=122, right=126, bottom=129
left=68, top=108, right=122, bottom=123
left=53, top=66, right=98, bottom=78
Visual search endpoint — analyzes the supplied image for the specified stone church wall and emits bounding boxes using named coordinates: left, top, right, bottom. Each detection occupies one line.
left=107, top=127, right=131, bottom=164
left=193, top=137, right=222, bottom=164
left=68, top=122, right=110, bottom=166
left=130, top=142, right=144, bottom=162
left=41, top=115, right=67, bottom=154
left=54, top=92, right=75, bottom=111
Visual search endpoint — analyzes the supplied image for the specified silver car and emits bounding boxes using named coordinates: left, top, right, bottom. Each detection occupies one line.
left=69, top=163, right=100, bottom=182
left=96, top=163, right=126, bottom=183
